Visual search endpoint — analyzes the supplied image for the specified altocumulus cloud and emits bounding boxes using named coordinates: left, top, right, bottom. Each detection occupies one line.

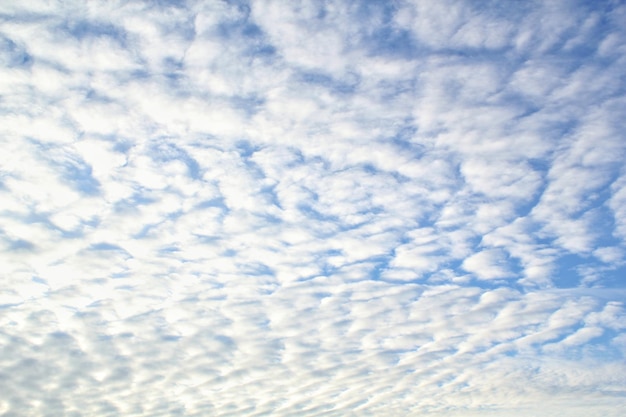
left=1, top=0, right=626, bottom=416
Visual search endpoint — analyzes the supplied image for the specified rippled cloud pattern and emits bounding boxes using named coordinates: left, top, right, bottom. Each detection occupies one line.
left=1, top=1, right=626, bottom=416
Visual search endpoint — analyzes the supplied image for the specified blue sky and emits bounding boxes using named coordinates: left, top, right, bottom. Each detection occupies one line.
left=1, top=0, right=626, bottom=415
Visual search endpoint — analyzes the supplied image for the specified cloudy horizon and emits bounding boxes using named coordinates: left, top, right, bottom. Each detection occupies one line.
left=1, top=0, right=626, bottom=416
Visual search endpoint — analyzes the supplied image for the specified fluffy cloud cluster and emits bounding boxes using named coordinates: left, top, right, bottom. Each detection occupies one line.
left=1, top=0, right=625, bottom=415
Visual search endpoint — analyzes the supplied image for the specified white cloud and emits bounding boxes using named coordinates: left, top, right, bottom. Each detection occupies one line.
left=462, top=249, right=512, bottom=280
left=1, top=1, right=625, bottom=416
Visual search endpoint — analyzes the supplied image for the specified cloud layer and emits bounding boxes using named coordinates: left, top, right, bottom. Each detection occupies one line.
left=1, top=0, right=626, bottom=415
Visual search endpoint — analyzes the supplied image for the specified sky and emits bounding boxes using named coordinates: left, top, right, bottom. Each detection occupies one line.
left=1, top=0, right=626, bottom=416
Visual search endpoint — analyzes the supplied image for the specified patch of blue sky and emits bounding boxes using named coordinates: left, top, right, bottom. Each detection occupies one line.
left=81, top=87, right=121, bottom=105
left=133, top=216, right=180, bottom=240
left=389, top=121, right=419, bottom=147
left=214, top=7, right=277, bottom=59
left=114, top=190, right=159, bottom=211
left=111, top=138, right=134, bottom=154
left=546, top=330, right=623, bottom=362
left=359, top=163, right=379, bottom=176
left=254, top=211, right=282, bottom=227
left=60, top=158, right=101, bottom=196
left=158, top=14, right=196, bottom=41
left=583, top=328, right=623, bottom=353
left=511, top=185, right=549, bottom=220
left=356, top=0, right=399, bottom=22
left=146, top=0, right=189, bottom=10
left=4, top=237, right=36, bottom=251
left=376, top=78, right=419, bottom=104
left=161, top=56, right=186, bottom=83
left=88, top=242, right=131, bottom=255
left=472, top=0, right=532, bottom=18
left=3, top=210, right=63, bottom=241
left=149, top=141, right=201, bottom=180
left=28, top=142, right=101, bottom=195
left=229, top=94, right=265, bottom=116
left=476, top=278, right=529, bottom=294
left=160, top=334, right=182, bottom=342
left=594, top=203, right=625, bottom=241
left=194, top=196, right=228, bottom=211
left=190, top=235, right=222, bottom=250
left=109, top=271, right=131, bottom=280
left=60, top=216, right=99, bottom=239
left=577, top=263, right=626, bottom=289
left=364, top=254, right=396, bottom=277
left=0, top=35, right=32, bottom=68
left=551, top=253, right=617, bottom=289
left=234, top=139, right=261, bottom=158
left=296, top=70, right=360, bottom=95
left=217, top=16, right=256, bottom=40
left=31, top=276, right=47, bottom=286
left=61, top=19, right=127, bottom=44
left=365, top=27, right=419, bottom=59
